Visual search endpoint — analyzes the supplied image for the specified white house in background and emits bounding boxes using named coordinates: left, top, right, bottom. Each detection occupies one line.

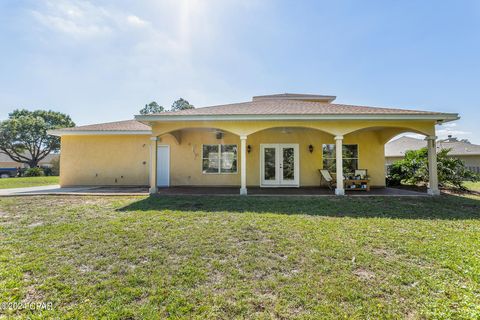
left=385, top=136, right=480, bottom=173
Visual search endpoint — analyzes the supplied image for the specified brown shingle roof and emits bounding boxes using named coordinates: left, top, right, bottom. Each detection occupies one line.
left=155, top=99, right=442, bottom=116
left=59, top=120, right=151, bottom=132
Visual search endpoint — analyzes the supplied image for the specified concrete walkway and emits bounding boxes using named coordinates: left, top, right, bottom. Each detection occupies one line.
left=0, top=185, right=149, bottom=196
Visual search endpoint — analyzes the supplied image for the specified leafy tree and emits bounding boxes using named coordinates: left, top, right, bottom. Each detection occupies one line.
left=0, top=109, right=75, bottom=168
left=171, top=98, right=194, bottom=111
left=139, top=101, right=165, bottom=115
left=387, top=147, right=479, bottom=189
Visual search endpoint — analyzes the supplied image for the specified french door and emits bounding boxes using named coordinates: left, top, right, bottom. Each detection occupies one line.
left=260, top=144, right=299, bottom=187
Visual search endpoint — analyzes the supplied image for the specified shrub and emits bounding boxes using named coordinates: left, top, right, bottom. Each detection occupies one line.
left=50, top=157, right=60, bottom=176
left=42, top=167, right=53, bottom=176
left=24, top=167, right=45, bottom=177
left=386, top=147, right=479, bottom=189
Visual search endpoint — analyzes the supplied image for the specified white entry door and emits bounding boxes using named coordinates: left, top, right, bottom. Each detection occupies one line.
left=157, top=145, right=170, bottom=187
left=260, top=144, right=299, bottom=187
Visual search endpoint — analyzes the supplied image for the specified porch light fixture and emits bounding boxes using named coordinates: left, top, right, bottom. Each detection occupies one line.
left=247, top=145, right=252, bottom=153
left=308, top=144, right=314, bottom=153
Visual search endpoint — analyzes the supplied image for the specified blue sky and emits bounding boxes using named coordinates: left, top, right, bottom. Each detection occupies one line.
left=0, top=0, right=479, bottom=143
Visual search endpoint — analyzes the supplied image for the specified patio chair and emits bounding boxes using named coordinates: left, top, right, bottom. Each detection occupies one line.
left=319, top=169, right=336, bottom=190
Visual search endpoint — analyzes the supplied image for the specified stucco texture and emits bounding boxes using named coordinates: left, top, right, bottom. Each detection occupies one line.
left=59, top=120, right=437, bottom=188
left=160, top=127, right=389, bottom=187
left=60, top=135, right=150, bottom=186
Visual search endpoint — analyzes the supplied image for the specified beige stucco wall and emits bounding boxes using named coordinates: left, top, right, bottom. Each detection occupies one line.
left=161, top=127, right=388, bottom=187
left=60, top=135, right=150, bottom=186
left=59, top=120, right=437, bottom=188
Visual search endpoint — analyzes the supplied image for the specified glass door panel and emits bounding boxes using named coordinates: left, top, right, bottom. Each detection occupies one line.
left=282, top=147, right=295, bottom=181
left=261, top=144, right=299, bottom=187
left=264, top=147, right=277, bottom=181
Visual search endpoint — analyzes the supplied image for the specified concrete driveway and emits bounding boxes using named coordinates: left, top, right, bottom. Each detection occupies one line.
left=0, top=185, right=149, bottom=196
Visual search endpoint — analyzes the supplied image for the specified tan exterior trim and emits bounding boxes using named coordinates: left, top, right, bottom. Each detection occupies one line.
left=48, top=130, right=152, bottom=136
left=136, top=113, right=459, bottom=123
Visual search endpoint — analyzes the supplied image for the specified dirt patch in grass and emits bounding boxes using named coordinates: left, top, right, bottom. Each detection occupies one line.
left=353, top=268, right=376, bottom=281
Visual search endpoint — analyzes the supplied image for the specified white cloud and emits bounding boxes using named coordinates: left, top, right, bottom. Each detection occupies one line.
left=392, top=121, right=472, bottom=141
left=31, top=1, right=153, bottom=39
left=31, top=1, right=114, bottom=38
left=436, top=121, right=471, bottom=139
left=126, top=15, right=148, bottom=28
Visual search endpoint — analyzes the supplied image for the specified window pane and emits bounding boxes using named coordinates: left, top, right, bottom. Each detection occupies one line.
left=322, top=144, right=335, bottom=159
left=322, top=159, right=336, bottom=172
left=343, top=145, right=358, bottom=159
left=322, top=159, right=358, bottom=174
left=221, top=145, right=237, bottom=173
left=264, top=147, right=276, bottom=180
left=282, top=147, right=295, bottom=180
left=343, top=159, right=358, bottom=173
left=202, top=145, right=219, bottom=173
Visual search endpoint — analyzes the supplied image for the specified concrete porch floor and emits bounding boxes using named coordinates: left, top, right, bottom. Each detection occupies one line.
left=0, top=185, right=427, bottom=197
left=157, top=186, right=428, bottom=196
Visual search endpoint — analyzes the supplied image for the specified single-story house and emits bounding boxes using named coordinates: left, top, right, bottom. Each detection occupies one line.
left=49, top=93, right=459, bottom=196
left=0, top=152, right=59, bottom=169
left=386, top=136, right=480, bottom=173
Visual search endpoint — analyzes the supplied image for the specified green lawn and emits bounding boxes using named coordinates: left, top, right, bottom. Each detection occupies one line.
left=0, top=176, right=59, bottom=189
left=464, top=181, right=480, bottom=192
left=0, top=195, right=479, bottom=319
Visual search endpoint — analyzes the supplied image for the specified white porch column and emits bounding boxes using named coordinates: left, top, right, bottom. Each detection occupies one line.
left=334, top=135, right=345, bottom=196
left=240, top=135, right=248, bottom=195
left=149, top=136, right=158, bottom=194
left=426, top=136, right=440, bottom=196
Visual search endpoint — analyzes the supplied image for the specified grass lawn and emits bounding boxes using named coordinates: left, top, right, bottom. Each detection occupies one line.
left=464, top=181, right=480, bottom=192
left=0, top=195, right=479, bottom=319
left=0, top=176, right=59, bottom=189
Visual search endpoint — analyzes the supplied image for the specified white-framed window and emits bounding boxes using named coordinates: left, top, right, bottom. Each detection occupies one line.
left=202, top=144, right=238, bottom=174
left=322, top=144, right=358, bottom=173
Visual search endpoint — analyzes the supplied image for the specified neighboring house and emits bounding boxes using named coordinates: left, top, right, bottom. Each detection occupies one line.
left=0, top=152, right=59, bottom=169
left=49, top=93, right=459, bottom=196
left=385, top=136, right=480, bottom=173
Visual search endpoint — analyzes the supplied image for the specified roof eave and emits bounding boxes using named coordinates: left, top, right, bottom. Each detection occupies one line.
left=47, top=130, right=152, bottom=136
left=135, top=113, right=460, bottom=122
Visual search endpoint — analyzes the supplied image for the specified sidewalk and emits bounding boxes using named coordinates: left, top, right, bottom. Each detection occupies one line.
left=0, top=185, right=149, bottom=196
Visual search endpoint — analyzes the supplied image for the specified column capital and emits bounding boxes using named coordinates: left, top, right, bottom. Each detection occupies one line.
left=239, top=135, right=248, bottom=140
left=424, top=136, right=437, bottom=141
left=150, top=136, right=159, bottom=141
left=334, top=135, right=344, bottom=141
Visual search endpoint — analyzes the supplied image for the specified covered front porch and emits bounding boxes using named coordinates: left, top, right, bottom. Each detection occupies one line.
left=147, top=122, right=442, bottom=196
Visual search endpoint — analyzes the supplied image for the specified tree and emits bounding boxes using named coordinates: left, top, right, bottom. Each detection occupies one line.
left=139, top=101, right=164, bottom=115
left=387, top=147, right=479, bottom=189
left=171, top=98, right=194, bottom=111
left=0, top=109, right=75, bottom=168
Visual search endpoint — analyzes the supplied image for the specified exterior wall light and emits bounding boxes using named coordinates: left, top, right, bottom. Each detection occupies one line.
left=308, top=144, right=314, bottom=153
left=247, top=145, right=252, bottom=153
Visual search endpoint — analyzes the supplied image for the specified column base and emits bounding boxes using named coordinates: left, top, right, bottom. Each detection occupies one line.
left=427, top=188, right=440, bottom=196
left=335, top=188, right=345, bottom=196
left=149, top=186, right=158, bottom=194
left=240, top=187, right=248, bottom=195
